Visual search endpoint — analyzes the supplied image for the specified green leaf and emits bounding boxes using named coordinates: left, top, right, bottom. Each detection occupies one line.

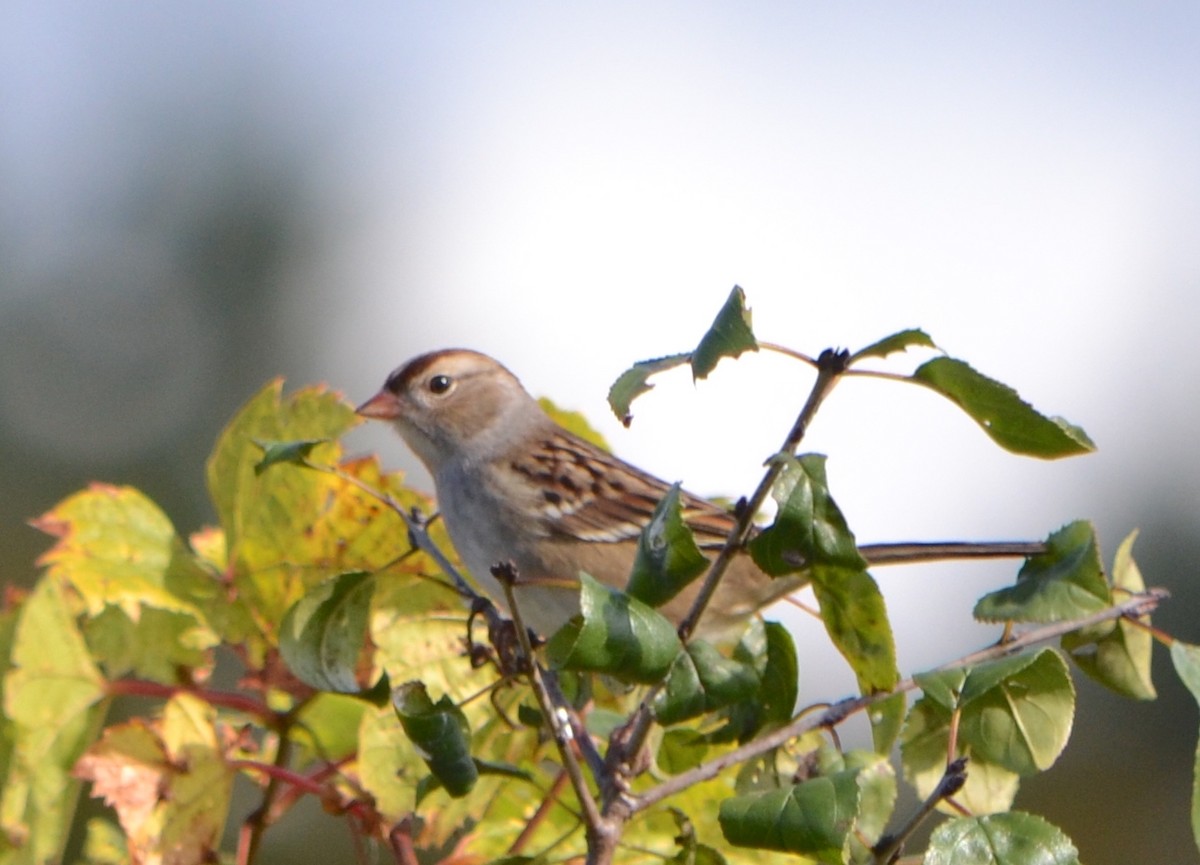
left=955, top=649, right=1075, bottom=776
left=843, top=751, right=897, bottom=856
left=252, top=438, right=329, bottom=474
left=1062, top=530, right=1156, bottom=699
left=280, top=571, right=376, bottom=693
left=626, top=483, right=711, bottom=608
left=974, top=521, right=1110, bottom=623
left=206, top=381, right=383, bottom=663
left=669, top=807, right=730, bottom=865
left=393, top=681, right=478, bottom=798
left=658, top=729, right=710, bottom=775
left=867, top=693, right=907, bottom=755
left=925, top=812, right=1080, bottom=865
left=291, top=693, right=372, bottom=764
left=84, top=605, right=215, bottom=684
left=911, top=357, right=1095, bottom=458
left=545, top=573, right=682, bottom=684
left=655, top=640, right=761, bottom=725
left=607, top=352, right=692, bottom=426
left=370, top=558, right=495, bottom=706
left=904, top=648, right=1074, bottom=813
left=900, top=697, right=1021, bottom=816
left=1170, top=641, right=1200, bottom=856
left=810, top=564, right=898, bottom=694
left=538, top=398, right=610, bottom=450
left=0, top=605, right=17, bottom=841
left=749, top=454, right=865, bottom=575
left=206, top=384, right=440, bottom=671
left=156, top=695, right=234, bottom=861
left=207, top=380, right=356, bottom=545
left=718, top=771, right=860, bottom=862
left=2, top=578, right=108, bottom=865
left=717, top=621, right=800, bottom=743
left=849, top=328, right=936, bottom=363
left=80, top=817, right=128, bottom=865
left=750, top=621, right=800, bottom=730
left=356, top=706, right=426, bottom=819
left=915, top=653, right=1043, bottom=712
left=692, top=286, right=758, bottom=380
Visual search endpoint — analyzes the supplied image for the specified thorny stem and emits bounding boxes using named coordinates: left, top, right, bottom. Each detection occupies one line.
left=631, top=589, right=1166, bottom=814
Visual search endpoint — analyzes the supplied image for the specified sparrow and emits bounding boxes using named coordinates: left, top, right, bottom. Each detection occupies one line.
left=356, top=349, right=803, bottom=637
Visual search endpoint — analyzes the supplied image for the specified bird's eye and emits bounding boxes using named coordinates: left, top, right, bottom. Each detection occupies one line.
left=428, top=374, right=453, bottom=395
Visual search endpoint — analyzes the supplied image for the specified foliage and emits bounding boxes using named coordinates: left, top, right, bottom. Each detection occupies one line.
left=0, top=288, right=1188, bottom=865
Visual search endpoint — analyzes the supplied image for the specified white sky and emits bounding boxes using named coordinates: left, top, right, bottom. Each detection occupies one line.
left=3, top=2, right=1199, bottom=676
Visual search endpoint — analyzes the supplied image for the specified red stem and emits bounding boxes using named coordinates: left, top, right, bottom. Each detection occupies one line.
left=106, top=678, right=276, bottom=721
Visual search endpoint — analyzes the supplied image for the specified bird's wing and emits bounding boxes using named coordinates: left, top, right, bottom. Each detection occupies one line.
left=508, top=430, right=739, bottom=549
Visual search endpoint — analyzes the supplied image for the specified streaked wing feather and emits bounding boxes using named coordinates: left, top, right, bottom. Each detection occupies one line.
left=510, top=430, right=740, bottom=547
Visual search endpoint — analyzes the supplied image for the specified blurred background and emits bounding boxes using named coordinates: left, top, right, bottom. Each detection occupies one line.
left=2, top=2, right=1197, bottom=862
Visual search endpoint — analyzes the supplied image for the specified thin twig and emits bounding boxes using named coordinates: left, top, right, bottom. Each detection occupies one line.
left=238, top=735, right=292, bottom=865
left=106, top=678, right=275, bottom=721
left=388, top=816, right=420, bottom=865
left=508, top=769, right=571, bottom=855
left=318, top=463, right=512, bottom=642
left=758, top=341, right=818, bottom=366
left=871, top=758, right=968, bottom=864
left=494, top=563, right=604, bottom=833
left=541, top=668, right=607, bottom=780
left=594, top=349, right=851, bottom=849
left=677, top=348, right=850, bottom=641
left=860, top=541, right=1047, bottom=566
left=601, top=349, right=851, bottom=814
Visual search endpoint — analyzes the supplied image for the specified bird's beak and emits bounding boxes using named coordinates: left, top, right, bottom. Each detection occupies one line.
left=355, top=389, right=403, bottom=420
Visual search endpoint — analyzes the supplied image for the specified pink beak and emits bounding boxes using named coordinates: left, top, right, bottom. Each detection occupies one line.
left=355, top=389, right=403, bottom=420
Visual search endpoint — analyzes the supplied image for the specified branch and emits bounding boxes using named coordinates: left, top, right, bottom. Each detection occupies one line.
left=677, top=347, right=850, bottom=641
left=631, top=589, right=1167, bottom=813
left=860, top=540, right=1047, bottom=566
left=320, top=463, right=510, bottom=638
left=106, top=678, right=276, bottom=723
left=872, top=757, right=968, bottom=863
left=493, top=563, right=604, bottom=834
left=599, top=349, right=851, bottom=834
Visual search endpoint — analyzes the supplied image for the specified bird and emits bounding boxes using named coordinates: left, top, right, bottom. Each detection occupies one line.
left=355, top=348, right=804, bottom=638
left=355, top=349, right=1048, bottom=639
